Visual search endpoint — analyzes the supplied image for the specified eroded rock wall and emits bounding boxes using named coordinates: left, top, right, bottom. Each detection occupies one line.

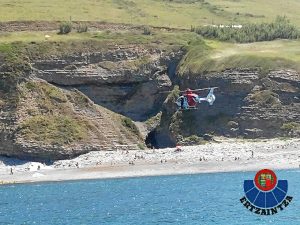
left=156, top=68, right=300, bottom=145
left=32, top=46, right=183, bottom=120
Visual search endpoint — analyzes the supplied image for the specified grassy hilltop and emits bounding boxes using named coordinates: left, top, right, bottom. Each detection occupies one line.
left=1, top=30, right=300, bottom=75
left=1, top=0, right=300, bottom=28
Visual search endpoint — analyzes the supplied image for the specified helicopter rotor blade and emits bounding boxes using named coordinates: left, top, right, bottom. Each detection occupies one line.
left=178, top=87, right=219, bottom=93
left=160, top=87, right=219, bottom=94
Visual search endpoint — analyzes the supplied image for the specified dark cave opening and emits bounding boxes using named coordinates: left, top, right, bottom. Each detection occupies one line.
left=145, top=130, right=158, bottom=149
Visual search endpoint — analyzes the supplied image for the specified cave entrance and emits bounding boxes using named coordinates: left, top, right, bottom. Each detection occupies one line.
left=145, top=129, right=176, bottom=149
left=145, top=130, right=158, bottom=149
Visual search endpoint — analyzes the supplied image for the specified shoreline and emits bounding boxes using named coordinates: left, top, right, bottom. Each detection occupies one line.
left=2, top=162, right=299, bottom=186
left=0, top=138, right=299, bottom=185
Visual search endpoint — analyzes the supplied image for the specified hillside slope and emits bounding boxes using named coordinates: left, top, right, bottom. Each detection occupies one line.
left=0, top=78, right=144, bottom=160
left=0, top=0, right=300, bottom=28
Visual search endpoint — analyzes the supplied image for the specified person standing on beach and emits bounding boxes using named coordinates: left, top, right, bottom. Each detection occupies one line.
left=10, top=168, right=13, bottom=175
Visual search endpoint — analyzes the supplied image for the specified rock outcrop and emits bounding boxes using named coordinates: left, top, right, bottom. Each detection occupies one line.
left=32, top=46, right=183, bottom=120
left=154, top=68, right=300, bottom=146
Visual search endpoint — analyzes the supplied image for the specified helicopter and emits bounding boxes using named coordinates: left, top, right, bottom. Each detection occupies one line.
left=174, top=87, right=218, bottom=110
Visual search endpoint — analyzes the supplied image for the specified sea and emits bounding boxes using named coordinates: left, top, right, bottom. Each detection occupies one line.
left=0, top=170, right=299, bottom=225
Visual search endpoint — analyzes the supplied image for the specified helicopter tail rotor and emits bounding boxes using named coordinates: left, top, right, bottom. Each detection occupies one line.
left=206, top=88, right=216, bottom=105
left=197, top=88, right=216, bottom=105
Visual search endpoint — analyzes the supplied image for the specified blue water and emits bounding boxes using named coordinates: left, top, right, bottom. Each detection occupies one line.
left=0, top=170, right=299, bottom=225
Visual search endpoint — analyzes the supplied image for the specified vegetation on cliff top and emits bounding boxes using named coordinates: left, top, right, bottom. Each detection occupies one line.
left=1, top=26, right=300, bottom=77
left=193, top=16, right=300, bottom=43
left=178, top=38, right=300, bottom=75
left=0, top=30, right=193, bottom=58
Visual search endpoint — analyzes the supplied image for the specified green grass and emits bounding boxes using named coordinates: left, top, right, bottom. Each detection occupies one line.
left=68, top=89, right=92, bottom=108
left=1, top=29, right=300, bottom=76
left=100, top=56, right=152, bottom=70
left=24, top=81, right=68, bottom=110
left=180, top=135, right=207, bottom=145
left=20, top=115, right=88, bottom=145
left=121, top=117, right=140, bottom=136
left=0, top=30, right=195, bottom=56
left=1, top=0, right=300, bottom=28
left=18, top=81, right=93, bottom=145
left=145, top=112, right=162, bottom=129
left=179, top=39, right=300, bottom=75
left=0, top=31, right=93, bottom=44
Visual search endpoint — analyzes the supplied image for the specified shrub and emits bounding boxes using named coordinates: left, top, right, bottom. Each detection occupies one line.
left=77, top=23, right=88, bottom=33
left=281, top=122, right=300, bottom=132
left=64, top=64, right=78, bottom=70
left=122, top=117, right=139, bottom=135
left=59, top=22, right=72, bottom=34
left=190, top=25, right=195, bottom=32
left=193, top=16, right=300, bottom=43
left=250, top=90, right=280, bottom=106
left=143, top=26, right=152, bottom=35
left=138, top=143, right=145, bottom=150
left=166, top=85, right=180, bottom=103
left=180, top=135, right=206, bottom=145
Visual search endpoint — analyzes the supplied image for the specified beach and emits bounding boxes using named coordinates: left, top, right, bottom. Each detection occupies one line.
left=0, top=138, right=299, bottom=184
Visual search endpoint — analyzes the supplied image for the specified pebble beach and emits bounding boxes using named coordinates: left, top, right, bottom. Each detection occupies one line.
left=0, top=138, right=299, bottom=184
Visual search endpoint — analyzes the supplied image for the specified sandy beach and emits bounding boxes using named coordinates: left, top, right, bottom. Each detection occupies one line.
left=0, top=138, right=299, bottom=184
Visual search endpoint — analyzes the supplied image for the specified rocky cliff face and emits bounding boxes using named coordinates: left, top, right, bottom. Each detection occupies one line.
left=0, top=41, right=184, bottom=160
left=0, top=40, right=299, bottom=159
left=154, top=68, right=300, bottom=146
left=32, top=46, right=183, bottom=120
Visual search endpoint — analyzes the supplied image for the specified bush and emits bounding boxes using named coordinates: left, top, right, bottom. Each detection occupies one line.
left=190, top=25, right=195, bottom=32
left=249, top=90, right=280, bottom=106
left=166, top=85, right=180, bottom=103
left=193, top=16, right=300, bottom=43
left=122, top=117, right=140, bottom=135
left=138, top=143, right=145, bottom=150
left=143, top=26, right=152, bottom=35
left=281, top=122, right=300, bottom=132
left=59, top=22, right=72, bottom=34
left=77, top=23, right=88, bottom=33
left=180, top=135, right=206, bottom=145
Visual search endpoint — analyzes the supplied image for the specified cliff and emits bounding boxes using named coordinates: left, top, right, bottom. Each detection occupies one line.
left=0, top=31, right=299, bottom=159
left=154, top=68, right=299, bottom=147
left=0, top=37, right=182, bottom=160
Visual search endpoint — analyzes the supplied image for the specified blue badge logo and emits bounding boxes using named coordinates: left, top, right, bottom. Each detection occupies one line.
left=240, top=169, right=293, bottom=215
